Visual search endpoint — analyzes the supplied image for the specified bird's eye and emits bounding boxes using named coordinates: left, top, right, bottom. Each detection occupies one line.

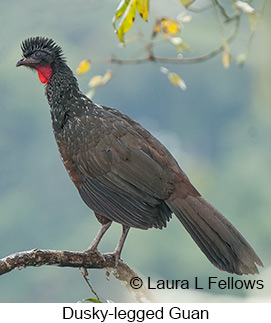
left=34, top=51, right=42, bottom=58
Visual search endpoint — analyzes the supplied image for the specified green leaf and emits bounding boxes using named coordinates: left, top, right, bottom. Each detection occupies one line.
left=136, top=0, right=149, bottom=21
left=170, top=37, right=190, bottom=54
left=112, top=0, right=130, bottom=30
left=113, top=0, right=149, bottom=42
left=181, top=41, right=190, bottom=51
left=114, top=0, right=137, bottom=42
left=170, top=37, right=183, bottom=53
left=178, top=0, right=195, bottom=8
left=168, top=72, right=187, bottom=90
left=83, top=298, right=103, bottom=303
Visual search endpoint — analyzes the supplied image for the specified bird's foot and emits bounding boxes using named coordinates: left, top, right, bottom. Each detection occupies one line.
left=84, top=247, right=106, bottom=262
left=105, top=251, right=122, bottom=268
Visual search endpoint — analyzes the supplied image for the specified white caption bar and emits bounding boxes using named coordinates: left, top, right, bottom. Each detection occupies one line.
left=0, top=303, right=269, bottom=322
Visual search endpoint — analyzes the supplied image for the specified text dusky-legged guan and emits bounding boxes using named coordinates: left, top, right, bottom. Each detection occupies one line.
left=16, top=37, right=263, bottom=275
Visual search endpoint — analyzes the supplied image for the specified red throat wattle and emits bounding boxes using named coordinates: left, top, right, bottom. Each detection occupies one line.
left=36, top=66, right=53, bottom=84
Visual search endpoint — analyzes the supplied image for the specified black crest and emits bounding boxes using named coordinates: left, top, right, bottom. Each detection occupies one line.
left=21, top=36, right=65, bottom=61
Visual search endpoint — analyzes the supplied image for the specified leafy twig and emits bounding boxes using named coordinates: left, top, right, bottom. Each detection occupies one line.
left=109, top=15, right=240, bottom=66
left=79, top=268, right=101, bottom=301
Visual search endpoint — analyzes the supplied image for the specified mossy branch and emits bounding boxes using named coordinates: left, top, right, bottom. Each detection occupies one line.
left=0, top=249, right=155, bottom=302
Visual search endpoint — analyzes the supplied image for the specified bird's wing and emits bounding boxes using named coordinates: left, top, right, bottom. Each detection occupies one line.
left=63, top=105, right=176, bottom=228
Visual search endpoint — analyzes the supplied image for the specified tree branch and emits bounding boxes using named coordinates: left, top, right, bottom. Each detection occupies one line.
left=0, top=249, right=156, bottom=302
left=108, top=11, right=240, bottom=66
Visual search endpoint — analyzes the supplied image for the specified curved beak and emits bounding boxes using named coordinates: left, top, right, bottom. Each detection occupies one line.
left=16, top=58, right=26, bottom=67
left=16, top=57, right=36, bottom=67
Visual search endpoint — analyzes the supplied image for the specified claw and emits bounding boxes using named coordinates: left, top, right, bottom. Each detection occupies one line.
left=105, top=251, right=122, bottom=267
left=85, top=247, right=106, bottom=262
left=85, top=223, right=130, bottom=267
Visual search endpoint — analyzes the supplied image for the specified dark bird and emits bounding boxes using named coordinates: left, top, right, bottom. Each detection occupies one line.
left=16, top=36, right=263, bottom=274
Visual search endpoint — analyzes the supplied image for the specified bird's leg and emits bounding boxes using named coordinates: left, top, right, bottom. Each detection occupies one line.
left=110, top=225, right=130, bottom=264
left=86, top=221, right=112, bottom=252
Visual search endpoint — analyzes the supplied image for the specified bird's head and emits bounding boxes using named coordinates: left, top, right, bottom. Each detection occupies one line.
left=16, top=36, right=65, bottom=84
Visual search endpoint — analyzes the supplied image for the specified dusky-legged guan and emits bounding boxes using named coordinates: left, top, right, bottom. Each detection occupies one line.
left=16, top=37, right=263, bottom=274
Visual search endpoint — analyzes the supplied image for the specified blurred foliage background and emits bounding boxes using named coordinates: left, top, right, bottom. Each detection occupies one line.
left=0, top=0, right=270, bottom=302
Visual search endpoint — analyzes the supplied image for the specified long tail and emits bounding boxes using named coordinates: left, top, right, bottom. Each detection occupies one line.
left=166, top=195, right=263, bottom=275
